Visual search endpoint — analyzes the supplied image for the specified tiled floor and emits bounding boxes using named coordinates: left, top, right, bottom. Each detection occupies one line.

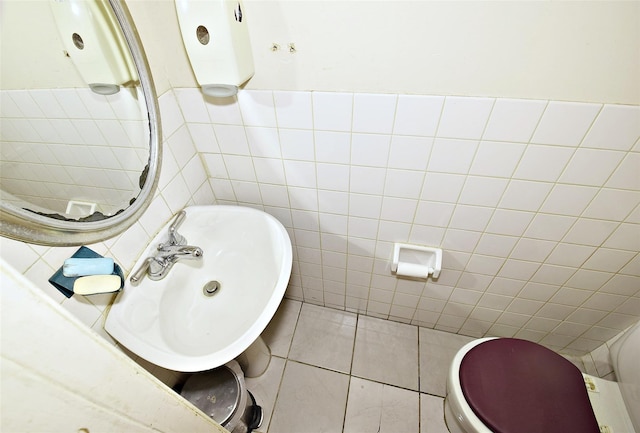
left=245, top=299, right=477, bottom=433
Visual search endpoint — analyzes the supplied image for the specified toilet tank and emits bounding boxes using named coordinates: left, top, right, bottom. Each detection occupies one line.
left=609, top=320, right=640, bottom=432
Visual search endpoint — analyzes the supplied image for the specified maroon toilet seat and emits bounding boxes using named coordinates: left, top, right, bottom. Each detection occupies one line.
left=459, top=338, right=600, bottom=433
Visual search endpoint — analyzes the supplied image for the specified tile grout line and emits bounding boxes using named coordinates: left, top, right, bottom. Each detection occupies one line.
left=256, top=302, right=479, bottom=432
left=417, top=326, right=422, bottom=432
left=264, top=301, right=304, bottom=433
left=341, top=311, right=360, bottom=432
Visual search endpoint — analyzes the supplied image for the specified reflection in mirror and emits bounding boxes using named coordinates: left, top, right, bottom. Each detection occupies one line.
left=1, top=0, right=149, bottom=220
left=0, top=87, right=150, bottom=220
left=0, top=0, right=161, bottom=245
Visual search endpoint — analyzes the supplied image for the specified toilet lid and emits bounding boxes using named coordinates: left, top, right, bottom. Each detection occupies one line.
left=459, top=338, right=600, bottom=433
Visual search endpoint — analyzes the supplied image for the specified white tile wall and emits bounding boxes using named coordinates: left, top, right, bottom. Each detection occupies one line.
left=184, top=89, right=638, bottom=356
left=0, top=90, right=214, bottom=346
left=0, top=88, right=149, bottom=216
left=2, top=88, right=638, bottom=359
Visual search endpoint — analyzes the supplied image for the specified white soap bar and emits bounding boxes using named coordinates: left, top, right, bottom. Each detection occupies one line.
left=73, top=275, right=121, bottom=295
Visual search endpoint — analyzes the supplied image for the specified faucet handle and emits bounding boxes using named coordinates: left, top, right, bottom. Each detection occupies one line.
left=167, top=210, right=187, bottom=246
left=170, top=210, right=186, bottom=235
left=130, top=257, right=154, bottom=286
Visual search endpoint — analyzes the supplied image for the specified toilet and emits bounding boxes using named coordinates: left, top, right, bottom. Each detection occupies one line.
left=445, top=321, right=640, bottom=433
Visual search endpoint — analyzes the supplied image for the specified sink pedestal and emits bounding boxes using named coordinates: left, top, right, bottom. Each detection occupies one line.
left=236, top=336, right=271, bottom=378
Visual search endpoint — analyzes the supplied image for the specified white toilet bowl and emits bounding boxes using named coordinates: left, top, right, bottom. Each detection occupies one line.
left=444, top=338, right=495, bottom=433
left=444, top=325, right=640, bottom=433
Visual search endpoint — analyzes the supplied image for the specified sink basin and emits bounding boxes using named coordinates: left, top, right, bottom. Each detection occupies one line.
left=105, top=205, right=292, bottom=372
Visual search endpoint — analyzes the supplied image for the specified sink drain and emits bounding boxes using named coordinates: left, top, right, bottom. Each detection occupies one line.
left=203, top=280, right=220, bottom=297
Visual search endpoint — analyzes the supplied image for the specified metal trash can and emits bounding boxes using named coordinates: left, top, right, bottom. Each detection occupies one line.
left=181, top=360, right=262, bottom=433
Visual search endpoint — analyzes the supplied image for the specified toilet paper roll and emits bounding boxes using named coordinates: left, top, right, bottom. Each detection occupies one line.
left=396, top=262, right=430, bottom=279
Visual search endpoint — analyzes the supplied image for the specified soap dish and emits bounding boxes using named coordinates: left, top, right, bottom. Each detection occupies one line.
left=48, top=246, right=123, bottom=298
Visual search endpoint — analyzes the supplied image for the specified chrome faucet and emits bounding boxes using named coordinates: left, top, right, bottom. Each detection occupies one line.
left=130, top=211, right=203, bottom=286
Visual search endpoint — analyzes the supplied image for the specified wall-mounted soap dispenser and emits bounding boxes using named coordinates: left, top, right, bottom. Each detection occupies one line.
left=175, top=0, right=254, bottom=98
left=49, top=0, right=137, bottom=95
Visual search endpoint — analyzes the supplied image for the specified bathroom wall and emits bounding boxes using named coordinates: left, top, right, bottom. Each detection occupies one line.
left=0, top=91, right=214, bottom=381
left=3, top=86, right=636, bottom=366
left=173, top=88, right=639, bottom=356
left=0, top=0, right=637, bottom=360
left=5, top=1, right=638, bottom=103
left=0, top=1, right=85, bottom=90
left=0, top=87, right=149, bottom=215
left=126, top=0, right=640, bottom=105
left=582, top=329, right=624, bottom=381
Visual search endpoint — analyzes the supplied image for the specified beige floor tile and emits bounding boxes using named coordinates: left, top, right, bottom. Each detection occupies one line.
left=268, top=361, right=350, bottom=433
left=419, top=327, right=475, bottom=396
left=288, top=303, right=357, bottom=373
left=421, top=393, right=449, bottom=433
left=244, top=356, right=286, bottom=433
left=344, top=377, right=419, bottom=433
left=352, top=315, right=419, bottom=390
left=247, top=304, right=460, bottom=432
left=262, top=299, right=302, bottom=358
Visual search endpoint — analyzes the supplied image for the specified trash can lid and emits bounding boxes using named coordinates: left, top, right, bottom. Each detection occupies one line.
left=181, top=365, right=241, bottom=426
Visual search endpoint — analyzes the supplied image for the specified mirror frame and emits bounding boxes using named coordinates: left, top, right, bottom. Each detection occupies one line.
left=0, top=0, right=161, bottom=246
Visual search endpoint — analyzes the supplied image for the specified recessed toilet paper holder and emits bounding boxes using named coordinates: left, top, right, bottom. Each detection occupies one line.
left=391, top=243, right=442, bottom=279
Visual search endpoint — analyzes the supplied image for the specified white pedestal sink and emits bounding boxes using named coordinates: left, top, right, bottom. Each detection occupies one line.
left=105, top=205, right=292, bottom=372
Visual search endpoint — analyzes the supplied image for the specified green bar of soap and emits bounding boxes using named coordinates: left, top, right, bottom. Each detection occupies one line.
left=73, top=275, right=121, bottom=295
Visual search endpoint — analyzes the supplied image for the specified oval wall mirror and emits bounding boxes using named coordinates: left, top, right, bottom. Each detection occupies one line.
left=0, top=0, right=161, bottom=245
